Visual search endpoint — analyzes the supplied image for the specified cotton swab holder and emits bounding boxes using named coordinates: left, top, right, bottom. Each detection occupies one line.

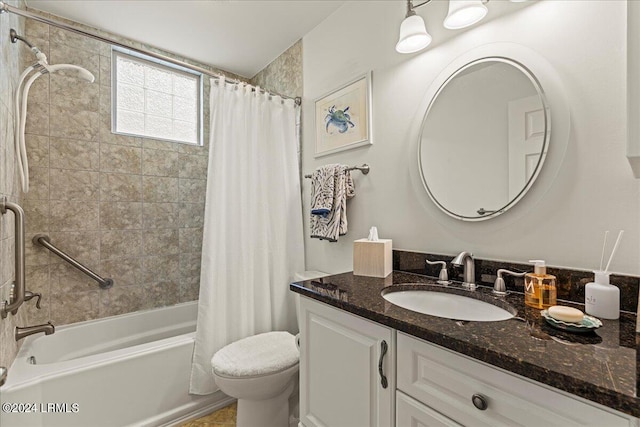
left=585, top=270, right=620, bottom=320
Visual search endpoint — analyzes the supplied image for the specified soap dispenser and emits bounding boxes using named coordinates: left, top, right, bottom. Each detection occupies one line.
left=524, top=260, right=557, bottom=309
left=585, top=271, right=619, bottom=320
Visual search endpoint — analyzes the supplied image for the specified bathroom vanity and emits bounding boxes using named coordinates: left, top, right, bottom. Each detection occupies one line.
left=291, top=271, right=640, bottom=427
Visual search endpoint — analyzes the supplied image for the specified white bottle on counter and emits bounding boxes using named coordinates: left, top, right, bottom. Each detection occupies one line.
left=585, top=270, right=620, bottom=320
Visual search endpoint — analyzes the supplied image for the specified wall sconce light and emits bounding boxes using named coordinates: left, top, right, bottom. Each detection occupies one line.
left=396, top=0, right=493, bottom=54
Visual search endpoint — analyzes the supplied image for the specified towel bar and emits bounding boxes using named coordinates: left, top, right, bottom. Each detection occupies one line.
left=304, top=164, right=370, bottom=179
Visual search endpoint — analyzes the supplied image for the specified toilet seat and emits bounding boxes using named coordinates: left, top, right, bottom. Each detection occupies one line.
left=212, top=331, right=299, bottom=378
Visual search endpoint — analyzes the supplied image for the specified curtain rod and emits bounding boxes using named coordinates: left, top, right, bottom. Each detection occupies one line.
left=0, top=1, right=301, bottom=106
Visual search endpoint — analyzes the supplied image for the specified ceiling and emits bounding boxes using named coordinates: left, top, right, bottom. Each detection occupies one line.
left=26, top=0, right=346, bottom=78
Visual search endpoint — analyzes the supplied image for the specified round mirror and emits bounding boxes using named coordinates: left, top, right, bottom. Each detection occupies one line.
left=418, top=57, right=549, bottom=221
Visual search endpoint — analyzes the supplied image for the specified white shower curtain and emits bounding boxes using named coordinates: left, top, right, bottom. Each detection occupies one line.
left=189, top=78, right=305, bottom=395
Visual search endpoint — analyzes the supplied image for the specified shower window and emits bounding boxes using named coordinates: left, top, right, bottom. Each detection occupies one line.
left=112, top=47, right=203, bottom=145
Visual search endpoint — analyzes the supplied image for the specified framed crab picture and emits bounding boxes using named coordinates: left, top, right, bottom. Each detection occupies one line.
left=314, top=72, right=372, bottom=157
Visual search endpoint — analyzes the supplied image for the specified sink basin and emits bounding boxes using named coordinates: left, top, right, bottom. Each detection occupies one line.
left=382, top=288, right=515, bottom=322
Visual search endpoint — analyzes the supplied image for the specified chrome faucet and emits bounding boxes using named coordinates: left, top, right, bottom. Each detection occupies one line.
left=15, top=321, right=55, bottom=341
left=451, top=251, right=476, bottom=289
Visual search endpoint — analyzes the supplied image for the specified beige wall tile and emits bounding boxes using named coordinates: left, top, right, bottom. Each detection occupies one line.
left=28, top=74, right=50, bottom=104
left=50, top=105, right=99, bottom=142
left=179, top=202, right=205, bottom=228
left=98, top=257, right=142, bottom=288
left=99, top=55, right=111, bottom=87
left=25, top=134, right=49, bottom=168
left=49, top=44, right=100, bottom=76
left=50, top=137, right=100, bottom=170
left=142, top=254, right=179, bottom=284
left=143, top=148, right=179, bottom=177
left=23, top=264, right=50, bottom=325
left=100, top=172, right=142, bottom=201
left=143, top=229, right=179, bottom=256
left=180, top=252, right=201, bottom=288
left=24, top=102, right=49, bottom=136
left=25, top=237, right=50, bottom=266
left=23, top=166, right=49, bottom=200
left=50, top=26, right=104, bottom=54
left=50, top=74, right=100, bottom=112
left=51, top=290, right=99, bottom=324
left=25, top=17, right=49, bottom=40
left=179, top=153, right=208, bottom=179
left=179, top=227, right=203, bottom=254
left=180, top=280, right=200, bottom=303
left=48, top=230, right=100, bottom=264
left=99, top=201, right=142, bottom=230
left=179, top=178, right=207, bottom=203
left=99, top=285, right=145, bottom=317
left=100, top=230, right=142, bottom=260
left=143, top=176, right=179, bottom=202
left=23, top=198, right=49, bottom=233
left=50, top=200, right=99, bottom=231
left=50, top=169, right=99, bottom=200
left=50, top=261, right=100, bottom=293
left=143, top=202, right=179, bottom=229
left=144, top=281, right=179, bottom=309
left=142, top=138, right=180, bottom=152
left=100, top=143, right=142, bottom=174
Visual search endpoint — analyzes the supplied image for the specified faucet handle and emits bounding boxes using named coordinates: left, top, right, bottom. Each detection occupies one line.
left=426, top=259, right=450, bottom=285
left=493, top=269, right=527, bottom=296
left=24, top=291, right=42, bottom=309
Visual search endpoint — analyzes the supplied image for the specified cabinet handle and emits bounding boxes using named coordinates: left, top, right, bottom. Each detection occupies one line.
left=378, top=340, right=388, bottom=389
left=472, top=394, right=488, bottom=410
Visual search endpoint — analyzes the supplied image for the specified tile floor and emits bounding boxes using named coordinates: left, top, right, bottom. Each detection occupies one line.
left=180, top=402, right=237, bottom=427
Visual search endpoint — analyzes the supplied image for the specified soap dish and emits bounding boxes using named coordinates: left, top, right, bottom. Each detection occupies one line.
left=541, top=309, right=603, bottom=333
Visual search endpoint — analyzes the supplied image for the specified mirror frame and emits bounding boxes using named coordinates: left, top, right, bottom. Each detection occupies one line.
left=417, top=54, right=552, bottom=222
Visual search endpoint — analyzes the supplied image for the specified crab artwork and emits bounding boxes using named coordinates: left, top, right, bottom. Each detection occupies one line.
left=325, top=105, right=355, bottom=134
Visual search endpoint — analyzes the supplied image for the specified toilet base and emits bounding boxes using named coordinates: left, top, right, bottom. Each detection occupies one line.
left=236, top=381, right=294, bottom=427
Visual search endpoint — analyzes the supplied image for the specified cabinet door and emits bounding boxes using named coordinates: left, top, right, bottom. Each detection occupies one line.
left=299, top=296, right=394, bottom=427
left=397, top=332, right=633, bottom=427
left=397, top=391, right=463, bottom=427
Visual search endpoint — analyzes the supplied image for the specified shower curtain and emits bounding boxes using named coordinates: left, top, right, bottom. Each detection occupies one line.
left=189, top=78, right=305, bottom=395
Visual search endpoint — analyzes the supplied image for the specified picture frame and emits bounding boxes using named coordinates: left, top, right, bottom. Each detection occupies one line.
left=314, top=72, right=372, bottom=157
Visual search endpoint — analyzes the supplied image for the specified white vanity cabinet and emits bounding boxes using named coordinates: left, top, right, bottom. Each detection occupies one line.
left=299, top=296, right=395, bottom=427
left=396, top=332, right=635, bottom=427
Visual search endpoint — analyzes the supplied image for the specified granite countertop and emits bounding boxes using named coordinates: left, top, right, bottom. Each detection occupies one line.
left=290, top=271, right=640, bottom=418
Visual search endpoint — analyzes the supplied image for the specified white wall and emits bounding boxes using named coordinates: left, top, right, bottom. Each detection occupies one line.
left=302, top=0, right=640, bottom=275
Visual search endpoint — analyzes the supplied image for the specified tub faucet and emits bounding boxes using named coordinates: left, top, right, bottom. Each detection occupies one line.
left=451, top=251, right=476, bottom=290
left=15, top=321, right=55, bottom=341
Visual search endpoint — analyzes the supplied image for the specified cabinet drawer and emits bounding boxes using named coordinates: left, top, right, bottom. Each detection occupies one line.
left=397, top=390, right=462, bottom=427
left=397, top=332, right=632, bottom=427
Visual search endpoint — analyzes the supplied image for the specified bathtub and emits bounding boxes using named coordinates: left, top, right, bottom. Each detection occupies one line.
left=0, top=302, right=233, bottom=427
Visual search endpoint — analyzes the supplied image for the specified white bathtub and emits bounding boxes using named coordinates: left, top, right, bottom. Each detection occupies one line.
left=0, top=302, right=233, bottom=427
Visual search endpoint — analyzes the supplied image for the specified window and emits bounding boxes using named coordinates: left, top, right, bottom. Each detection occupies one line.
left=112, top=47, right=203, bottom=145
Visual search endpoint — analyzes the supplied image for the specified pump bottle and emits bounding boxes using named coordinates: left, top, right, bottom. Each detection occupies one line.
left=524, top=260, right=557, bottom=309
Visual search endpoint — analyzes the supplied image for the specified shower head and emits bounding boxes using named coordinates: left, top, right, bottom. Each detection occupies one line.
left=45, top=64, right=95, bottom=83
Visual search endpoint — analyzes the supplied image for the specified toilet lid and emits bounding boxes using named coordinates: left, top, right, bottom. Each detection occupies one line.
left=211, top=331, right=299, bottom=378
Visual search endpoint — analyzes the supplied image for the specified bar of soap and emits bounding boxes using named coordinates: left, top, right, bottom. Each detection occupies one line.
left=548, top=305, right=584, bottom=323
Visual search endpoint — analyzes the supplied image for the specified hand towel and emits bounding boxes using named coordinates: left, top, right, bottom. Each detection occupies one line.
left=310, top=164, right=339, bottom=217
left=310, top=165, right=355, bottom=242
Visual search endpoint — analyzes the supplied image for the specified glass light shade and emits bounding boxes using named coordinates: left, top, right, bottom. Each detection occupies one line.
left=443, top=0, right=488, bottom=30
left=396, top=14, right=432, bottom=54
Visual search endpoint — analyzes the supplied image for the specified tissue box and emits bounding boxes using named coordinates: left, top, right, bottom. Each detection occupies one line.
left=353, top=238, right=392, bottom=278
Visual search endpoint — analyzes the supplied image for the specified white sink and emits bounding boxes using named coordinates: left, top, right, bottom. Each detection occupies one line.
left=382, top=289, right=515, bottom=322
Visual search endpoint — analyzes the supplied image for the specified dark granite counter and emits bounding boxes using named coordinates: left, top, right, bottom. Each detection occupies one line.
left=290, top=271, right=639, bottom=418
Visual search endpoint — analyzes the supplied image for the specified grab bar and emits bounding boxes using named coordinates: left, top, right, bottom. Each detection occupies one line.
left=0, top=197, right=26, bottom=318
left=32, top=234, right=113, bottom=289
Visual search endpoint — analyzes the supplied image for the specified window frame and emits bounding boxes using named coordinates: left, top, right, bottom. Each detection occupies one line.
left=111, top=46, right=204, bottom=146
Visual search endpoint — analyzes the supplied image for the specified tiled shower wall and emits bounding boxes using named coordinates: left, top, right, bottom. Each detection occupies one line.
left=19, top=11, right=251, bottom=327
left=0, top=1, right=26, bottom=370
left=251, top=40, right=303, bottom=99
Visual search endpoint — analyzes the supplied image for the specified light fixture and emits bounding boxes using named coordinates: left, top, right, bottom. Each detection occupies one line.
left=396, top=0, right=493, bottom=54
left=395, top=0, right=432, bottom=54
left=443, top=0, right=488, bottom=30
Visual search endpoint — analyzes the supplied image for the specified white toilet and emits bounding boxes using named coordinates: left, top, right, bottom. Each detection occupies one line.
left=211, top=271, right=328, bottom=427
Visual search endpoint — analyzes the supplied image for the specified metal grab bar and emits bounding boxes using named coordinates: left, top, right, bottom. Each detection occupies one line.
left=0, top=197, right=26, bottom=318
left=33, top=234, right=113, bottom=289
